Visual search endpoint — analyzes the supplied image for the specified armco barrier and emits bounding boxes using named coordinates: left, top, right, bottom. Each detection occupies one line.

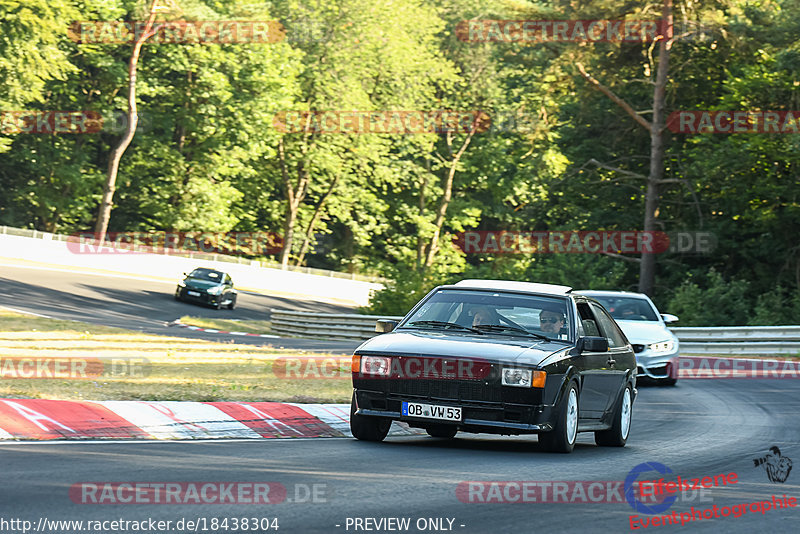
left=270, top=310, right=403, bottom=340
left=672, top=326, right=800, bottom=355
left=269, top=311, right=800, bottom=355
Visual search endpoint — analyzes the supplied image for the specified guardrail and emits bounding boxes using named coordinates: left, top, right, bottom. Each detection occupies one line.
left=270, top=310, right=403, bottom=340
left=269, top=310, right=800, bottom=355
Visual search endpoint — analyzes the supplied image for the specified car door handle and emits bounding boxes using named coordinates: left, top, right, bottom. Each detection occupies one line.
left=607, top=359, right=616, bottom=366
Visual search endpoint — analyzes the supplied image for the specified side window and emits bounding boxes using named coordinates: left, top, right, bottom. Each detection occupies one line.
left=225, top=274, right=232, bottom=285
left=590, top=303, right=628, bottom=348
left=576, top=302, right=601, bottom=337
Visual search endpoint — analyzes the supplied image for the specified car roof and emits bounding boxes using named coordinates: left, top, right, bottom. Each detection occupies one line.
left=452, top=279, right=573, bottom=295
left=574, top=290, right=649, bottom=298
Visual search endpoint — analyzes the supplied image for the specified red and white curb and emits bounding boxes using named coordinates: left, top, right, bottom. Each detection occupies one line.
left=0, top=400, right=422, bottom=441
left=167, top=321, right=281, bottom=338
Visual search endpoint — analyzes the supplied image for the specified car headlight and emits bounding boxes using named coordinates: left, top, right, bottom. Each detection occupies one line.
left=647, top=339, right=675, bottom=353
left=177, top=281, right=186, bottom=288
left=501, top=368, right=546, bottom=388
left=206, top=285, right=223, bottom=295
left=360, top=355, right=391, bottom=376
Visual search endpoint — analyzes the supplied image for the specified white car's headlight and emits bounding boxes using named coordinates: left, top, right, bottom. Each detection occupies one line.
left=647, top=340, right=675, bottom=353
left=206, top=285, right=223, bottom=295
left=178, top=281, right=186, bottom=288
left=360, top=355, right=391, bottom=376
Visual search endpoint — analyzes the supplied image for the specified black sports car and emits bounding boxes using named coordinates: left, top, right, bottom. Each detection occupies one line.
left=350, top=279, right=637, bottom=453
left=174, top=267, right=237, bottom=310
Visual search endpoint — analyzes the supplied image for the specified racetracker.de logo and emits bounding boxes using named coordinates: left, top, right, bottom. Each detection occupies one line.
left=455, top=480, right=712, bottom=504
left=272, top=111, right=491, bottom=134
left=353, top=355, right=491, bottom=380
left=456, top=20, right=669, bottom=43
left=676, top=357, right=800, bottom=379
left=68, top=21, right=285, bottom=44
left=454, top=231, right=716, bottom=254
left=667, top=111, right=800, bottom=134
left=0, top=111, right=103, bottom=134
left=70, top=482, right=286, bottom=504
left=66, top=231, right=283, bottom=256
left=0, top=357, right=149, bottom=379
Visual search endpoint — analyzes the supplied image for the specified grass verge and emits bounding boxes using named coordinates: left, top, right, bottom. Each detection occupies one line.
left=0, top=310, right=352, bottom=403
left=177, top=316, right=274, bottom=335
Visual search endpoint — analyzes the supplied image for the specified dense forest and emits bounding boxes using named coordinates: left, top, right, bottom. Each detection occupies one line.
left=1, top=0, right=798, bottom=324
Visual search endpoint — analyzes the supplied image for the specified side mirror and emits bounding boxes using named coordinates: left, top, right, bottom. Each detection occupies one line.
left=375, top=319, right=399, bottom=333
left=661, top=313, right=679, bottom=324
left=579, top=336, right=609, bottom=352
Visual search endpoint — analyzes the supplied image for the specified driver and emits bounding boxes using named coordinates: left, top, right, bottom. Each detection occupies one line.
left=472, top=306, right=494, bottom=328
left=539, top=310, right=565, bottom=334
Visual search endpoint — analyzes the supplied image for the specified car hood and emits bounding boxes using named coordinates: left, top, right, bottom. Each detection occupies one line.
left=355, top=330, right=569, bottom=366
left=615, top=320, right=675, bottom=344
left=183, top=278, right=220, bottom=290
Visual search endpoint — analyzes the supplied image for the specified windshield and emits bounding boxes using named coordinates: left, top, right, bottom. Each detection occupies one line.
left=589, top=296, right=659, bottom=322
left=187, top=268, right=223, bottom=282
left=401, top=289, right=572, bottom=340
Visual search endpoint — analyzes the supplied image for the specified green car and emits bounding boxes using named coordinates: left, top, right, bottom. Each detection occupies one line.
left=175, top=267, right=237, bottom=310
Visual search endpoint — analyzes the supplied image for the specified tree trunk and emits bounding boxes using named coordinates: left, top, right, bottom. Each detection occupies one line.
left=639, top=0, right=673, bottom=296
left=422, top=125, right=480, bottom=271
left=94, top=0, right=161, bottom=238
left=278, top=137, right=309, bottom=269
left=295, top=173, right=339, bottom=266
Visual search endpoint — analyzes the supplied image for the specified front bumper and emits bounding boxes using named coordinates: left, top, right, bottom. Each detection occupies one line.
left=176, top=287, right=220, bottom=306
left=353, top=384, right=555, bottom=435
left=634, top=350, right=679, bottom=379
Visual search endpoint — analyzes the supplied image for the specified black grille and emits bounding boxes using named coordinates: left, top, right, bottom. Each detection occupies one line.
left=632, top=344, right=645, bottom=353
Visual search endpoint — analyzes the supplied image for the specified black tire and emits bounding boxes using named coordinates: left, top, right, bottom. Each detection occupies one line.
left=350, top=394, right=390, bottom=442
left=595, top=385, right=633, bottom=447
left=426, top=425, right=458, bottom=439
left=539, top=381, right=579, bottom=453
left=659, top=377, right=677, bottom=386
left=227, top=296, right=236, bottom=310
left=215, top=297, right=224, bottom=310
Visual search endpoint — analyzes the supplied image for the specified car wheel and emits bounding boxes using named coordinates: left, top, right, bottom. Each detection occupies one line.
left=350, top=394, right=390, bottom=442
left=595, top=385, right=633, bottom=447
left=227, top=296, right=236, bottom=310
left=539, top=381, right=579, bottom=453
left=426, top=425, right=457, bottom=439
left=659, top=377, right=677, bottom=386
left=215, top=297, right=224, bottom=310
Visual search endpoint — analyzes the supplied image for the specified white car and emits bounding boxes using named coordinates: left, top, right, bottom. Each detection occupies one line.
left=575, top=290, right=679, bottom=386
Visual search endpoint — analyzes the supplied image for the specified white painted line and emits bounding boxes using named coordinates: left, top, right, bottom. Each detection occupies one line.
left=0, top=305, right=52, bottom=318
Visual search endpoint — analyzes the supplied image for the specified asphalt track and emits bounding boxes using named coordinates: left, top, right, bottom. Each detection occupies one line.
left=2, top=379, right=800, bottom=533
left=0, top=263, right=360, bottom=352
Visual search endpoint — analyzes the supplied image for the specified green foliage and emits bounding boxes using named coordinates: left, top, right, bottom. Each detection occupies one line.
left=666, top=269, right=751, bottom=326
left=0, top=0, right=798, bottom=327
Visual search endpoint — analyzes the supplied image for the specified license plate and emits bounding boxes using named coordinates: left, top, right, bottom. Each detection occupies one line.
left=402, top=401, right=461, bottom=421
left=187, top=291, right=200, bottom=297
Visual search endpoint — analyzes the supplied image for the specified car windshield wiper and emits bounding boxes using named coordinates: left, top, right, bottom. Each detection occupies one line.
left=473, top=324, right=551, bottom=341
left=407, top=320, right=483, bottom=334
